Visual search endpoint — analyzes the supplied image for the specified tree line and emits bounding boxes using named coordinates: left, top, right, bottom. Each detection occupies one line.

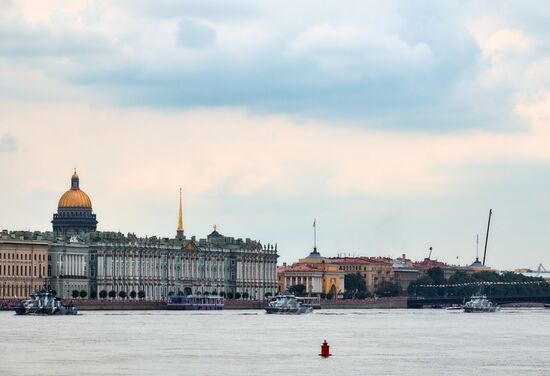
left=408, top=267, right=550, bottom=298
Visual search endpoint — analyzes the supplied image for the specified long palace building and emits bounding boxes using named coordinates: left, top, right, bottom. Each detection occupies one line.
left=0, top=171, right=279, bottom=300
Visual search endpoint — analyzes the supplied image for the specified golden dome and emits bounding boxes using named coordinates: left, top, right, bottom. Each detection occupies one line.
left=57, top=170, right=92, bottom=208
left=58, top=189, right=92, bottom=208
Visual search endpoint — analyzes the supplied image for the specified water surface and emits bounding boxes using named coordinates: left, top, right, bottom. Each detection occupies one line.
left=1, top=308, right=549, bottom=375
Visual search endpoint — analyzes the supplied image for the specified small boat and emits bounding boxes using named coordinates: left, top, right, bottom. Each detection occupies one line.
left=463, top=295, right=500, bottom=313
left=167, top=295, right=224, bottom=310
left=544, top=304, right=550, bottom=309
left=265, top=294, right=313, bottom=314
left=14, top=292, right=78, bottom=315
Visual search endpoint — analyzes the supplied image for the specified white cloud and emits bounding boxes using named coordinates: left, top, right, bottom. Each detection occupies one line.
left=286, top=25, right=434, bottom=74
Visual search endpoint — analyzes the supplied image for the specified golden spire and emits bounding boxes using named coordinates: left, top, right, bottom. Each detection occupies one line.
left=176, top=188, right=184, bottom=239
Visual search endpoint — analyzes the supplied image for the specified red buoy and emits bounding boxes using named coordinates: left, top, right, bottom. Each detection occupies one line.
left=319, top=340, right=331, bottom=357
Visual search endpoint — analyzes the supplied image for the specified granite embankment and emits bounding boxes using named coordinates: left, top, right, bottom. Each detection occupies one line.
left=1, top=297, right=408, bottom=311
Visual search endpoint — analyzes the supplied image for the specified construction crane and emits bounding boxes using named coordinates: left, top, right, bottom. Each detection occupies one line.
left=482, top=209, right=492, bottom=265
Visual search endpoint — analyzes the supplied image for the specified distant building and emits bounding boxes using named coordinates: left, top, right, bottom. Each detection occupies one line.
left=278, top=248, right=345, bottom=297
left=392, top=254, right=420, bottom=293
left=413, top=258, right=455, bottom=279
left=48, top=238, right=93, bottom=299
left=0, top=234, right=48, bottom=298
left=515, top=266, right=550, bottom=283
left=91, top=228, right=278, bottom=300
left=329, top=257, right=394, bottom=293
left=1, top=171, right=279, bottom=300
left=51, top=171, right=98, bottom=234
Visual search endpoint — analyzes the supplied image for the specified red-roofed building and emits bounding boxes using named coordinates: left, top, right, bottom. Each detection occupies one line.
left=277, top=249, right=346, bottom=296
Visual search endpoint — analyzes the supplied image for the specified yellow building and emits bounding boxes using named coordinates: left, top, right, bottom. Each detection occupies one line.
left=0, top=234, right=48, bottom=298
left=278, top=248, right=345, bottom=297
left=330, top=257, right=395, bottom=293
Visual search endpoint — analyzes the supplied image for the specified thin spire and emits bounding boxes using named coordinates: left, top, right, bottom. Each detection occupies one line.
left=176, top=188, right=184, bottom=239
left=313, top=218, right=317, bottom=253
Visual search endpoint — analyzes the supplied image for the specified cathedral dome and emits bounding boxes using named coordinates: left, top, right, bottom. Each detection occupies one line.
left=58, top=189, right=92, bottom=208
left=57, top=170, right=93, bottom=208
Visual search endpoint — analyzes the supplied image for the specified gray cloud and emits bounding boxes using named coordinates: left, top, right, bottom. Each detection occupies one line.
left=0, top=0, right=547, bottom=133
left=0, top=133, right=17, bottom=153
left=176, top=19, right=216, bottom=49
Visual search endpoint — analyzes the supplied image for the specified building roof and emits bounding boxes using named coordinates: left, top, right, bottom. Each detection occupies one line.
left=58, top=171, right=92, bottom=208
left=329, top=257, right=393, bottom=265
left=304, top=248, right=325, bottom=260
left=470, top=258, right=484, bottom=268
left=413, top=259, right=449, bottom=270
left=284, top=264, right=321, bottom=272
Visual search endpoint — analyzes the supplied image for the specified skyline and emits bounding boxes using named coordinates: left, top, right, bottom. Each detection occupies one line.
left=1, top=1, right=550, bottom=269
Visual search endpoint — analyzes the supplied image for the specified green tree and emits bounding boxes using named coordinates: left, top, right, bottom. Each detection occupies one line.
left=427, top=267, right=446, bottom=285
left=375, top=281, right=400, bottom=297
left=408, top=276, right=436, bottom=297
left=130, top=291, right=137, bottom=299
left=234, top=292, right=241, bottom=299
left=227, top=292, right=234, bottom=299
left=344, top=273, right=367, bottom=298
left=219, top=291, right=226, bottom=298
left=108, top=290, right=117, bottom=299
left=71, top=290, right=80, bottom=298
left=79, top=290, right=88, bottom=299
left=288, top=284, right=306, bottom=297
left=242, top=292, right=249, bottom=299
left=264, top=292, right=272, bottom=299
left=447, top=271, right=476, bottom=297
left=99, top=290, right=108, bottom=299
left=119, top=291, right=127, bottom=299
left=138, top=290, right=146, bottom=299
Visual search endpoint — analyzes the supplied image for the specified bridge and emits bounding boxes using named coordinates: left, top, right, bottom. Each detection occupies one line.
left=407, top=295, right=550, bottom=308
left=407, top=280, right=550, bottom=308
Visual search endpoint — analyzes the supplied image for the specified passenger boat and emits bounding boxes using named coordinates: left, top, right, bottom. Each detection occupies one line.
left=463, top=295, right=500, bottom=313
left=265, top=294, right=313, bottom=314
left=166, top=295, right=224, bottom=310
left=14, top=292, right=78, bottom=315
left=544, top=304, right=550, bottom=309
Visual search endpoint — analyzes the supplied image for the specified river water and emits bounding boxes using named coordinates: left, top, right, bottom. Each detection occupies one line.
left=1, top=308, right=549, bottom=375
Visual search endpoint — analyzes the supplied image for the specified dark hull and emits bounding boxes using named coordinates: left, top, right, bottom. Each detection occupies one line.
left=265, top=306, right=312, bottom=314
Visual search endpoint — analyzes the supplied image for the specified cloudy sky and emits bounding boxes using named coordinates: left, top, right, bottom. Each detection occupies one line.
left=1, top=0, right=549, bottom=269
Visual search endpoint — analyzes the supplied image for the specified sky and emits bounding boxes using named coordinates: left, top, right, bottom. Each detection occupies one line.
left=0, top=0, right=549, bottom=270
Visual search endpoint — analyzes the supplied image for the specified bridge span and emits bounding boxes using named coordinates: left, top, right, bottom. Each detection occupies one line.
left=407, top=295, right=550, bottom=308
